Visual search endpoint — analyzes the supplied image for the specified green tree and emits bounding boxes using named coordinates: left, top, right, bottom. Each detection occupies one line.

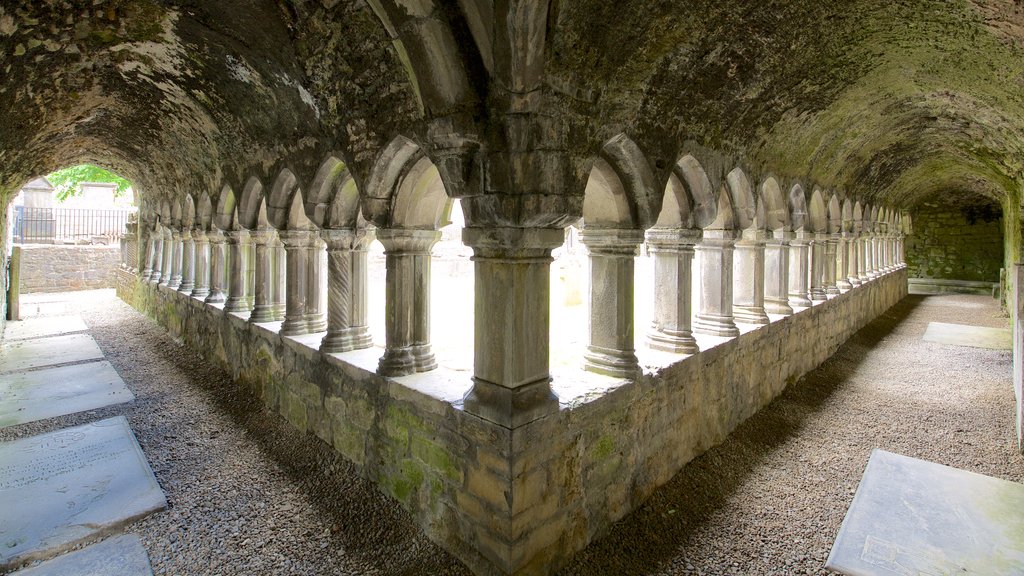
left=47, top=165, right=132, bottom=202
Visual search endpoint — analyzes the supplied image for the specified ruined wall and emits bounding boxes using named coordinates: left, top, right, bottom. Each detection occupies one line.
left=906, top=202, right=1003, bottom=282
left=118, top=267, right=907, bottom=575
left=18, top=245, right=119, bottom=293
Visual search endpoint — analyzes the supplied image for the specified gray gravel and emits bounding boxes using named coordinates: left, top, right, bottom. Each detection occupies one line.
left=3, top=291, right=1022, bottom=575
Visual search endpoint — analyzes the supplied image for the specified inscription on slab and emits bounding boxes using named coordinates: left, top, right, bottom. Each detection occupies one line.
left=922, top=321, right=1012, bottom=350
left=0, top=416, right=167, bottom=570
left=11, top=534, right=153, bottom=576
left=826, top=449, right=1024, bottom=575
left=0, top=334, right=104, bottom=373
left=0, top=361, right=133, bottom=429
left=3, top=316, right=89, bottom=341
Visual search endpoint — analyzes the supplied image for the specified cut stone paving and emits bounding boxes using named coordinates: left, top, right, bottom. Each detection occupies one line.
left=921, top=321, right=1012, bottom=350
left=0, top=333, right=104, bottom=373
left=10, top=534, right=153, bottom=576
left=0, top=416, right=167, bottom=571
left=0, top=361, right=133, bottom=429
left=827, top=450, right=1024, bottom=575
left=2, top=315, right=89, bottom=341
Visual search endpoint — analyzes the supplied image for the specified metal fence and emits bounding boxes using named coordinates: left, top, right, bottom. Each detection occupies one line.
left=12, top=206, right=134, bottom=245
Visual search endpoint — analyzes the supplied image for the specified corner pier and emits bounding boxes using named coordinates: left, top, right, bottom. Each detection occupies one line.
left=117, top=266, right=907, bottom=575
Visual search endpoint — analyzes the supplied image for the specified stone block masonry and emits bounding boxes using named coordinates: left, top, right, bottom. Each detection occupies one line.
left=118, top=267, right=907, bottom=575
left=16, top=245, right=120, bottom=293
left=906, top=203, right=1003, bottom=283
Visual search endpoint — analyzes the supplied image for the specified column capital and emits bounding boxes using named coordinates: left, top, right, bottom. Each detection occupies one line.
left=207, top=228, right=226, bottom=244
left=251, top=227, right=275, bottom=246
left=463, top=226, right=563, bottom=259
left=579, top=227, right=644, bottom=256
left=224, top=229, right=250, bottom=243
left=278, top=228, right=318, bottom=248
left=645, top=227, right=701, bottom=252
left=320, top=228, right=357, bottom=251
left=769, top=228, right=793, bottom=243
left=377, top=228, right=440, bottom=254
left=191, top=228, right=208, bottom=243
left=698, top=228, right=738, bottom=248
left=791, top=229, right=813, bottom=243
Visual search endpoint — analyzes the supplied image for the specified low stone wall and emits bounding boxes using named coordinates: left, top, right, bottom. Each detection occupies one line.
left=18, top=244, right=119, bottom=293
left=118, top=267, right=907, bottom=575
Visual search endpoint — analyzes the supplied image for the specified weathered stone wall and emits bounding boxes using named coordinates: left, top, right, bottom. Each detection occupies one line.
left=906, top=202, right=1003, bottom=282
left=1, top=210, right=8, bottom=329
left=118, top=267, right=907, bottom=575
left=18, top=245, right=119, bottom=293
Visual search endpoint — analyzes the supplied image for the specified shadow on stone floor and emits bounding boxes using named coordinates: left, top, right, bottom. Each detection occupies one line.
left=557, top=295, right=924, bottom=575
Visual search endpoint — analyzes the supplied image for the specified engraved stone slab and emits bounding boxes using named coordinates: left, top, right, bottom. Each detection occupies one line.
left=11, top=534, right=153, bottom=576
left=3, top=316, right=89, bottom=341
left=0, top=362, right=134, bottom=429
left=0, top=416, right=167, bottom=571
left=826, top=449, right=1024, bottom=575
left=0, top=334, right=104, bottom=373
left=922, top=321, right=1012, bottom=350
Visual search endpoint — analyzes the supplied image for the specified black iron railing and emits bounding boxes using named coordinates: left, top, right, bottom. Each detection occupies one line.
left=12, top=206, right=134, bottom=244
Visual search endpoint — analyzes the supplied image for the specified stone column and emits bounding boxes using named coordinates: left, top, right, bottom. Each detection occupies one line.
left=788, top=230, right=812, bottom=308
left=858, top=231, right=871, bottom=282
left=349, top=230, right=375, bottom=349
left=178, top=229, right=195, bottom=293
left=304, top=235, right=328, bottom=333
left=866, top=231, right=879, bottom=279
left=320, top=229, right=374, bottom=352
left=224, top=230, right=251, bottom=313
left=243, top=233, right=256, bottom=309
left=462, top=227, right=563, bottom=429
left=733, top=227, right=769, bottom=325
left=127, top=224, right=139, bottom=273
left=159, top=229, right=173, bottom=285
left=897, top=233, right=905, bottom=266
left=824, top=234, right=840, bottom=296
left=693, top=229, right=739, bottom=338
left=376, top=229, right=440, bottom=376
left=192, top=230, right=210, bottom=299
left=141, top=231, right=155, bottom=279
left=279, top=229, right=314, bottom=336
left=205, top=229, right=227, bottom=304
left=249, top=229, right=276, bottom=322
left=273, top=239, right=287, bottom=321
left=169, top=228, right=183, bottom=289
left=846, top=231, right=861, bottom=287
left=149, top=230, right=163, bottom=282
left=580, top=228, right=644, bottom=378
left=764, top=229, right=793, bottom=316
left=809, top=233, right=827, bottom=301
left=646, top=227, right=701, bottom=353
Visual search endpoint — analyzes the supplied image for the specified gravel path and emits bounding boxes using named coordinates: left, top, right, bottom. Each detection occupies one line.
left=2, top=291, right=1022, bottom=575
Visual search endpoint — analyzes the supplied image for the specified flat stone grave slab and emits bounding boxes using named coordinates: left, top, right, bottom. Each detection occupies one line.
left=0, top=361, right=134, bottom=429
left=0, top=334, right=104, bottom=374
left=11, top=534, right=153, bottom=576
left=826, top=449, right=1024, bottom=575
left=0, top=416, right=167, bottom=571
left=3, top=315, right=89, bottom=341
left=922, top=321, right=1012, bottom=350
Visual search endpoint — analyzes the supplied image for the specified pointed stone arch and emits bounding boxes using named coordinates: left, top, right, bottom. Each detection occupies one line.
left=307, top=155, right=360, bottom=229
left=675, top=154, right=719, bottom=229
left=214, top=185, right=238, bottom=231
left=841, top=198, right=854, bottom=232
left=761, top=177, right=789, bottom=232
left=267, top=169, right=303, bottom=231
left=827, top=194, right=842, bottom=234
left=237, top=177, right=265, bottom=231
left=593, top=133, right=660, bottom=228
left=180, top=193, right=196, bottom=229
left=789, top=184, right=809, bottom=232
left=725, top=167, right=756, bottom=230
left=197, top=192, right=214, bottom=231
left=807, top=189, right=827, bottom=233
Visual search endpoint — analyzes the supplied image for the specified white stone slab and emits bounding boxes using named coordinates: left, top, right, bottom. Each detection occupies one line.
left=3, top=316, right=89, bottom=341
left=0, top=361, right=133, bottom=429
left=11, top=534, right=153, bottom=576
left=0, top=416, right=167, bottom=570
left=826, top=449, right=1024, bottom=575
left=922, top=321, right=1012, bottom=350
left=0, top=334, right=104, bottom=373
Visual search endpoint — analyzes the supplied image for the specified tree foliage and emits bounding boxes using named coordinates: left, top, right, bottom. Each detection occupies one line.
left=47, top=165, right=132, bottom=202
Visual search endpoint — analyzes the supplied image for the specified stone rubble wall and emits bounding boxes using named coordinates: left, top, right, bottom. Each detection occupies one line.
left=16, top=245, right=120, bottom=293
left=906, top=203, right=1003, bottom=282
left=118, top=267, right=907, bottom=576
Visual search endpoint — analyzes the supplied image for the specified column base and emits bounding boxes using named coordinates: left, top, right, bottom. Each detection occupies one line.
left=734, top=306, right=770, bottom=325
left=280, top=316, right=310, bottom=336
left=350, top=326, right=373, bottom=350
left=693, top=314, right=740, bottom=338
left=178, top=282, right=194, bottom=293
left=809, top=288, right=827, bottom=301
left=205, top=290, right=226, bottom=304
left=320, top=330, right=355, bottom=354
left=305, top=315, right=327, bottom=334
left=378, top=348, right=416, bottom=377
left=764, top=299, right=793, bottom=316
left=463, top=377, right=559, bottom=429
left=583, top=345, right=640, bottom=379
left=848, top=277, right=863, bottom=287
left=169, top=277, right=182, bottom=289
left=272, top=304, right=286, bottom=322
left=788, top=294, right=812, bottom=308
left=191, top=287, right=210, bottom=299
left=646, top=329, right=699, bottom=355
left=825, top=286, right=840, bottom=296
left=836, top=280, right=852, bottom=292
left=224, top=297, right=250, bottom=313
left=249, top=305, right=276, bottom=323
left=412, top=345, right=437, bottom=372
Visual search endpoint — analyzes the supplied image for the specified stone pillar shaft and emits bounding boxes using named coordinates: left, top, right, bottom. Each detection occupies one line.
left=788, top=231, right=812, bottom=307
left=178, top=231, right=195, bottom=293
left=764, top=230, right=793, bottom=315
left=846, top=232, right=862, bottom=287
left=205, top=230, right=227, bottom=304
left=462, top=227, right=562, bottom=429
left=376, top=229, right=439, bottom=376
left=224, top=230, right=251, bottom=313
left=824, top=235, right=840, bottom=295
left=249, top=230, right=276, bottom=322
left=305, top=237, right=327, bottom=333
left=320, top=228, right=375, bottom=353
left=169, top=229, right=183, bottom=289
left=160, top=229, right=173, bottom=285
left=273, top=240, right=287, bottom=321
left=646, top=228, right=701, bottom=353
left=141, top=232, right=155, bottom=279
left=280, top=229, right=315, bottom=336
left=733, top=229, right=769, bottom=325
left=809, top=233, right=827, bottom=301
left=192, top=232, right=210, bottom=298
left=580, top=228, right=643, bottom=378
left=694, top=229, right=739, bottom=338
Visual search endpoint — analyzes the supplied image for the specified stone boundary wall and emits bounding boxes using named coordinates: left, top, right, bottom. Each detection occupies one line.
left=906, top=203, right=1002, bottom=282
left=18, top=244, right=119, bottom=293
left=118, top=267, right=907, bottom=575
